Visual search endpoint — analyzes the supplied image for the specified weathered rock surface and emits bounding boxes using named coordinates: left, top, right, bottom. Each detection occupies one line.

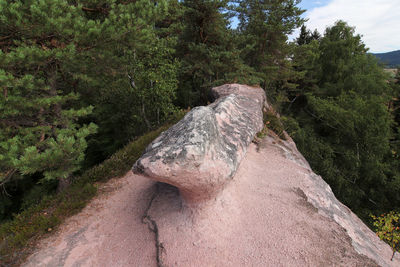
left=261, top=133, right=399, bottom=267
left=211, top=83, right=268, bottom=109
left=133, top=84, right=265, bottom=203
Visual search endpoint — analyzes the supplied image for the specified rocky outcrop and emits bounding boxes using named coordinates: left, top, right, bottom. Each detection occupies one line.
left=133, top=84, right=265, bottom=204
left=24, top=84, right=400, bottom=267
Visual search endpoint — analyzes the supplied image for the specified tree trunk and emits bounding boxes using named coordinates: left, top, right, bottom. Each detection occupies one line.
left=141, top=100, right=151, bottom=130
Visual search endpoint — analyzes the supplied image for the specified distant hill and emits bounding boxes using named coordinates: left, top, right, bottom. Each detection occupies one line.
left=372, top=50, right=400, bottom=67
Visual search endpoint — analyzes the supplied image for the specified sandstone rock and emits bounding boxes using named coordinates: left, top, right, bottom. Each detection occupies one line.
left=133, top=84, right=265, bottom=204
left=212, top=83, right=269, bottom=110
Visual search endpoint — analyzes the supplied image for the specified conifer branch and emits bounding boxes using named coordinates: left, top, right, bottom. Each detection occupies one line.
left=82, top=6, right=109, bottom=15
left=0, top=169, right=17, bottom=188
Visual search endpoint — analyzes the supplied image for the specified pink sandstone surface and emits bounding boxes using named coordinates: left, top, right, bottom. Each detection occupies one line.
left=22, top=84, right=400, bottom=266
left=23, top=136, right=400, bottom=267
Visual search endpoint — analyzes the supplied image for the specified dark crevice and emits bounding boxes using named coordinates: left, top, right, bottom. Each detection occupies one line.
left=142, top=183, right=165, bottom=267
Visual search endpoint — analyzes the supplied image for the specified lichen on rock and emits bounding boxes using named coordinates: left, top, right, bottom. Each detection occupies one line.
left=133, top=84, right=266, bottom=204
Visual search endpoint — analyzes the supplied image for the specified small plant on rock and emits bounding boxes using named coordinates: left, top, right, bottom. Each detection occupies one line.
left=371, top=212, right=400, bottom=261
left=260, top=111, right=287, bottom=140
left=256, top=122, right=270, bottom=139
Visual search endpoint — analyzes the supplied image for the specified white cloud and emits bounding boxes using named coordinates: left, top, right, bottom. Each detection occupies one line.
left=302, top=0, right=400, bottom=53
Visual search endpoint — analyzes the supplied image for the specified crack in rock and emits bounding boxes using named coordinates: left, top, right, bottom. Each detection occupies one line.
left=142, top=183, right=165, bottom=267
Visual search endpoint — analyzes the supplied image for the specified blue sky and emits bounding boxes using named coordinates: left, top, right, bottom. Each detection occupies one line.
left=296, top=0, right=399, bottom=53
left=298, top=0, right=330, bottom=11
left=229, top=1, right=398, bottom=53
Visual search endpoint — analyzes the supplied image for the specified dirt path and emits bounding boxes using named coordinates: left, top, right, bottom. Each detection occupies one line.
left=23, top=136, right=399, bottom=267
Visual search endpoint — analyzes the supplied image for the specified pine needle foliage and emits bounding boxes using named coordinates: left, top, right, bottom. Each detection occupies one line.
left=233, top=0, right=305, bottom=96
left=0, top=0, right=183, bottom=222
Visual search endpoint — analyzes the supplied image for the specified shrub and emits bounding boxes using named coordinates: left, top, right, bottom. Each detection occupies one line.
left=371, top=212, right=400, bottom=261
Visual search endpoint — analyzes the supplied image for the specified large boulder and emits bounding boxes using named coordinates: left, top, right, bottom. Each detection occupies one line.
left=133, top=84, right=266, bottom=204
left=211, top=83, right=265, bottom=105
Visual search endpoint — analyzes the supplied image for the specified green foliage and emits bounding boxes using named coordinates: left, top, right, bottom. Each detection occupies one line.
left=296, top=25, right=321, bottom=45
left=86, top=37, right=180, bottom=164
left=0, top=0, right=180, bottom=219
left=256, top=125, right=269, bottom=139
left=305, top=93, right=392, bottom=207
left=286, top=20, right=400, bottom=219
left=68, top=0, right=178, bottom=165
left=0, top=0, right=100, bottom=185
left=176, top=0, right=254, bottom=107
left=371, top=212, right=400, bottom=260
left=130, top=39, right=179, bottom=127
left=0, top=118, right=182, bottom=265
left=233, top=0, right=305, bottom=96
left=289, top=35, right=321, bottom=108
left=318, top=21, right=369, bottom=93
left=82, top=114, right=183, bottom=183
left=262, top=112, right=286, bottom=140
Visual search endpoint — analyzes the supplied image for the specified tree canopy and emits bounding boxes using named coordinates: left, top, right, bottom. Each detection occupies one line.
left=286, top=21, right=400, bottom=219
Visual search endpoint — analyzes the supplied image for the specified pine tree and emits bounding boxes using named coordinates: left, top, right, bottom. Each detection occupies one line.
left=317, top=21, right=369, bottom=95
left=311, top=29, right=321, bottom=41
left=77, top=0, right=180, bottom=164
left=288, top=31, right=320, bottom=112
left=0, top=0, right=98, bottom=189
left=234, top=0, right=305, bottom=96
left=286, top=21, right=400, bottom=217
left=296, top=25, right=312, bottom=45
left=0, top=0, right=178, bottom=199
left=176, top=0, right=252, bottom=107
left=296, top=25, right=321, bottom=46
left=0, top=0, right=183, bottom=219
